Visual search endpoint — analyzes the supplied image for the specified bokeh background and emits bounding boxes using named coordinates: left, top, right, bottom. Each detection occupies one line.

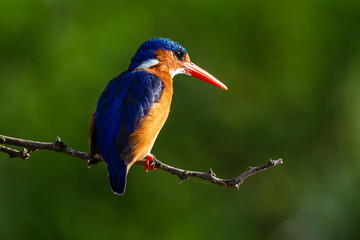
left=1, top=0, right=360, bottom=239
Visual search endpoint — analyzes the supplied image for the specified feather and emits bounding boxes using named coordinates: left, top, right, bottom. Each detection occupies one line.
left=92, top=70, right=163, bottom=194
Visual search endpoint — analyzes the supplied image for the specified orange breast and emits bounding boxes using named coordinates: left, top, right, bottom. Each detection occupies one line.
left=125, top=71, right=173, bottom=168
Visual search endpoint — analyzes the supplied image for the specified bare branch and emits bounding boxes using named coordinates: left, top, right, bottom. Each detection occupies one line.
left=0, top=144, right=30, bottom=159
left=0, top=134, right=283, bottom=190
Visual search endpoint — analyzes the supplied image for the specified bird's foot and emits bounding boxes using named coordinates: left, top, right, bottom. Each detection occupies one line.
left=145, top=154, right=156, bottom=172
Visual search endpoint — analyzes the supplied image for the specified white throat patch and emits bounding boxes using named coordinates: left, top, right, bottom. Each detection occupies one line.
left=135, top=60, right=189, bottom=79
left=170, top=68, right=188, bottom=78
left=135, top=59, right=159, bottom=70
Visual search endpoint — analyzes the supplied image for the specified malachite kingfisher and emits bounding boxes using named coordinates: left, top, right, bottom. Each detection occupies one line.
left=89, top=37, right=227, bottom=195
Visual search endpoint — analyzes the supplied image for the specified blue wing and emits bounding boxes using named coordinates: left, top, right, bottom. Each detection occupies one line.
left=92, top=70, right=163, bottom=195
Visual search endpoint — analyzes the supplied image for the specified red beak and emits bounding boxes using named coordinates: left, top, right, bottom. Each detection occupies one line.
left=183, top=62, right=228, bottom=90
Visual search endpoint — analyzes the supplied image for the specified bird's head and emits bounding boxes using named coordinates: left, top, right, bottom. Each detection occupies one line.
left=128, top=37, right=227, bottom=90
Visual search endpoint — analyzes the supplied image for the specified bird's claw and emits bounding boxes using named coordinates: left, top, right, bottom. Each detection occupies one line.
left=145, top=154, right=156, bottom=172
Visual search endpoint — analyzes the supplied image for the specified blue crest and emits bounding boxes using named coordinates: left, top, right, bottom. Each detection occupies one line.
left=128, top=38, right=187, bottom=70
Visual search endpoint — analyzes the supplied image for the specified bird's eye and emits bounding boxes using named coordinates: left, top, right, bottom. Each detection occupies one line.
left=174, top=49, right=184, bottom=60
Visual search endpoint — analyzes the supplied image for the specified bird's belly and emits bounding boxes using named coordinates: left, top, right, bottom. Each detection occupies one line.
left=126, top=89, right=172, bottom=166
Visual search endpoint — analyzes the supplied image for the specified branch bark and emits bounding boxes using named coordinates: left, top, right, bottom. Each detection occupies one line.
left=0, top=134, right=283, bottom=190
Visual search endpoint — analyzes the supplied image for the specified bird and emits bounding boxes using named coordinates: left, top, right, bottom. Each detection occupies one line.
left=89, top=37, right=227, bottom=195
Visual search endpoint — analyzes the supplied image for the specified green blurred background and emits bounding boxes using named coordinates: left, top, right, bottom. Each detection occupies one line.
left=1, top=0, right=360, bottom=239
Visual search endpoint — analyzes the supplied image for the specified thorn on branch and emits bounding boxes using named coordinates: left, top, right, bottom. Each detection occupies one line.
left=54, top=137, right=67, bottom=148
left=21, top=148, right=30, bottom=159
left=178, top=176, right=189, bottom=184
left=208, top=168, right=216, bottom=177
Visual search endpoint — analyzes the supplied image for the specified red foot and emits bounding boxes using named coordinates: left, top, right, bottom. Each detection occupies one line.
left=145, top=154, right=156, bottom=172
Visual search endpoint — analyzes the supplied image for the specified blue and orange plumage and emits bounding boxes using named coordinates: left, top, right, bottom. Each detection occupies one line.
left=89, top=38, right=227, bottom=195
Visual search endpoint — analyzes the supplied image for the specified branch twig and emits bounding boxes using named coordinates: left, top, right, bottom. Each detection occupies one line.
left=0, top=134, right=283, bottom=190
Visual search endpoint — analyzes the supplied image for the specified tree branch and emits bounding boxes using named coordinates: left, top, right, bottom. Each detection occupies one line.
left=0, top=134, right=283, bottom=190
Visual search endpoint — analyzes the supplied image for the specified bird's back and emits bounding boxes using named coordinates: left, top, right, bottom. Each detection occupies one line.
left=90, top=70, right=171, bottom=194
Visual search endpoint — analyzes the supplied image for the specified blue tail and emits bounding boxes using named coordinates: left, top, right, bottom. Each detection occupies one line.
left=107, top=159, right=128, bottom=195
